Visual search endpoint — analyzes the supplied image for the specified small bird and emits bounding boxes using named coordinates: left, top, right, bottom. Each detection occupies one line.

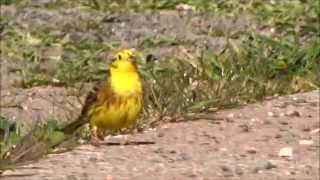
left=63, top=49, right=143, bottom=145
left=0, top=49, right=143, bottom=171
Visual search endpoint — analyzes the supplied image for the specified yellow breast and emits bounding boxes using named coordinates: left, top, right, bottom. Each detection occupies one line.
left=89, top=93, right=142, bottom=131
left=89, top=68, right=143, bottom=132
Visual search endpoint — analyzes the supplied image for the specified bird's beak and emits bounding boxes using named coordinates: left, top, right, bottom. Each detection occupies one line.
left=129, top=55, right=136, bottom=63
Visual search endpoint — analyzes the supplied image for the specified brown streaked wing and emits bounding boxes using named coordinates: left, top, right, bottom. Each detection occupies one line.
left=62, top=76, right=112, bottom=134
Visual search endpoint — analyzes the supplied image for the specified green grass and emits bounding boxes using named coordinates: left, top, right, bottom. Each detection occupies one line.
left=1, top=1, right=318, bottom=110
left=1, top=0, right=318, bottom=113
left=141, top=33, right=319, bottom=118
left=0, top=119, right=66, bottom=170
left=0, top=116, right=20, bottom=158
left=2, top=32, right=318, bottom=168
left=1, top=24, right=118, bottom=87
left=3, top=0, right=318, bottom=37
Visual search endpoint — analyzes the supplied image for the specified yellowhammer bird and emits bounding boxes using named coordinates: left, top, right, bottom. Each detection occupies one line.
left=0, top=50, right=143, bottom=169
left=63, top=49, right=143, bottom=145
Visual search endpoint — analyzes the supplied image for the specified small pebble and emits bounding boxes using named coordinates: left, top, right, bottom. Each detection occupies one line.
left=221, top=165, right=232, bottom=172
left=254, top=160, right=277, bottom=172
left=226, top=113, right=235, bottom=121
left=157, top=132, right=165, bottom=137
left=246, top=147, right=257, bottom=154
left=220, top=165, right=233, bottom=177
left=302, top=127, right=311, bottom=132
left=279, top=120, right=289, bottom=125
left=299, top=140, right=313, bottom=145
left=275, top=134, right=282, bottom=138
left=219, top=148, right=228, bottom=152
left=267, top=112, right=279, bottom=117
left=310, top=128, right=320, bottom=134
left=235, top=166, right=244, bottom=175
left=239, top=124, right=250, bottom=132
left=153, top=148, right=164, bottom=153
left=263, top=119, right=272, bottom=125
left=177, top=152, right=192, bottom=161
left=22, top=105, right=28, bottom=110
left=279, top=127, right=289, bottom=131
left=285, top=110, right=301, bottom=117
left=227, top=113, right=235, bottom=118
left=250, top=118, right=257, bottom=122
left=89, top=157, right=98, bottom=162
left=284, top=170, right=295, bottom=175
left=292, top=97, right=307, bottom=103
left=279, top=147, right=293, bottom=157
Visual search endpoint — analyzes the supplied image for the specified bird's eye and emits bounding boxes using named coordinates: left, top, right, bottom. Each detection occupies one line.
left=118, top=55, right=122, bottom=60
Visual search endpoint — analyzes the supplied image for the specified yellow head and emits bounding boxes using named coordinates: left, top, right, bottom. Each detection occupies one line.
left=110, top=49, right=137, bottom=72
left=109, top=49, right=142, bottom=95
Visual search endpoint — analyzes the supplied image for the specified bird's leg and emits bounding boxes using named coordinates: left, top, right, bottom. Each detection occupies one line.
left=90, top=126, right=101, bottom=146
left=97, top=128, right=106, bottom=141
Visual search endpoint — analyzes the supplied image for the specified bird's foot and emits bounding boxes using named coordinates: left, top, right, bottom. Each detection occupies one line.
left=90, top=127, right=104, bottom=146
left=90, top=135, right=102, bottom=146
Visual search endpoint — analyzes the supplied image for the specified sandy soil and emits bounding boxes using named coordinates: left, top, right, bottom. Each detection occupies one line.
left=1, top=90, right=319, bottom=180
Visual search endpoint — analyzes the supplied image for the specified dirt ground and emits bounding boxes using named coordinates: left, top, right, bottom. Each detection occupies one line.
left=1, top=90, right=319, bottom=180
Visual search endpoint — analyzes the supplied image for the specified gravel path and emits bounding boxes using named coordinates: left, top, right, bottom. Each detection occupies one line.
left=2, top=90, right=319, bottom=180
